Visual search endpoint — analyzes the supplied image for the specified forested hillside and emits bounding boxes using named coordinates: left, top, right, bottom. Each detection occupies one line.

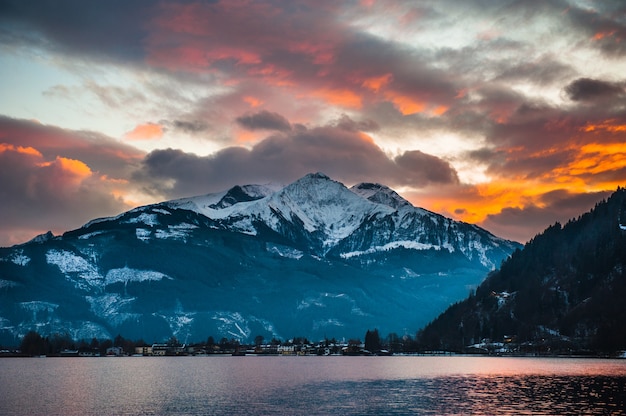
left=418, top=188, right=626, bottom=354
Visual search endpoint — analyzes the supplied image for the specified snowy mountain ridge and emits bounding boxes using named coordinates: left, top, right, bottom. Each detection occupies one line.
left=160, top=172, right=513, bottom=267
left=0, top=173, right=520, bottom=344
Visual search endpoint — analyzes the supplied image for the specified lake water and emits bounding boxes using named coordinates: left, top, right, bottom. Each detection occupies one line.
left=1, top=356, right=625, bottom=415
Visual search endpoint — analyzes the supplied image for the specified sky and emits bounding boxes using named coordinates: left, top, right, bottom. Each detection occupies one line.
left=0, top=0, right=625, bottom=247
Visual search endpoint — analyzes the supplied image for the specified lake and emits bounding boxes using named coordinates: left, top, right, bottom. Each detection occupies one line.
left=1, top=356, right=625, bottom=415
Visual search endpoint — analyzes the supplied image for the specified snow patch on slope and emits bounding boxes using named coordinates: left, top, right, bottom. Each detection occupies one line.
left=86, top=294, right=139, bottom=326
left=136, top=228, right=151, bottom=241
left=0, top=279, right=19, bottom=289
left=124, top=212, right=159, bottom=226
left=19, top=301, right=59, bottom=321
left=46, top=249, right=102, bottom=289
left=212, top=312, right=251, bottom=341
left=105, top=267, right=170, bottom=285
left=267, top=243, right=303, bottom=259
left=1, top=249, right=31, bottom=266
left=78, top=231, right=107, bottom=240
left=155, top=223, right=199, bottom=241
left=340, top=240, right=451, bottom=259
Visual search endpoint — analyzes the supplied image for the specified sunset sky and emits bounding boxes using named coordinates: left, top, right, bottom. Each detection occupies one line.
left=1, top=0, right=625, bottom=246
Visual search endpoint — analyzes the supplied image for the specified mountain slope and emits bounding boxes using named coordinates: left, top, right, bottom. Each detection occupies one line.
left=0, top=173, right=519, bottom=345
left=417, top=188, right=626, bottom=353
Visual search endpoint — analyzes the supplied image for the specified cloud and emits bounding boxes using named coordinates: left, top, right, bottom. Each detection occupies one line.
left=165, top=119, right=209, bottom=134
left=0, top=0, right=153, bottom=63
left=134, top=118, right=460, bottom=199
left=142, top=1, right=460, bottom=120
left=0, top=116, right=146, bottom=246
left=0, top=116, right=144, bottom=174
left=564, top=2, right=626, bottom=57
left=564, top=78, right=625, bottom=102
left=0, top=141, right=128, bottom=246
left=125, top=123, right=164, bottom=140
left=395, top=150, right=459, bottom=185
left=480, top=189, right=613, bottom=243
left=235, top=110, right=292, bottom=132
left=2, top=0, right=625, bottom=246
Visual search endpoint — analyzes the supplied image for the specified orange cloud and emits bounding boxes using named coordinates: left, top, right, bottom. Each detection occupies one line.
left=36, top=156, right=94, bottom=191
left=384, top=92, right=449, bottom=116
left=581, top=119, right=626, bottom=133
left=54, top=157, right=92, bottom=179
left=361, top=73, right=393, bottom=92
left=311, top=88, right=363, bottom=109
left=243, top=96, right=264, bottom=107
left=235, top=129, right=262, bottom=144
left=432, top=105, right=449, bottom=116
left=386, top=92, right=426, bottom=115
left=410, top=137, right=626, bottom=242
left=0, top=143, right=42, bottom=157
left=247, top=64, right=295, bottom=87
left=125, top=123, right=164, bottom=141
left=593, top=30, right=616, bottom=40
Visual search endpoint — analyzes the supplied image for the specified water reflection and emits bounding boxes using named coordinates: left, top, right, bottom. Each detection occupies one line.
left=279, top=375, right=626, bottom=415
left=1, top=357, right=625, bottom=415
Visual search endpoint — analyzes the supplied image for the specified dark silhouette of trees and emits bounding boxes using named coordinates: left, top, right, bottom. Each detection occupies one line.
left=416, top=188, right=626, bottom=353
left=20, top=331, right=45, bottom=356
left=364, top=329, right=381, bottom=352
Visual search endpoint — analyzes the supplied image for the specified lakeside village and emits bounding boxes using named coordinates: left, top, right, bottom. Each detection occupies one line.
left=4, top=329, right=626, bottom=358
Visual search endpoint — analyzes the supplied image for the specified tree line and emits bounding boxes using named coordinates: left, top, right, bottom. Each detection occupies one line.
left=12, top=328, right=425, bottom=356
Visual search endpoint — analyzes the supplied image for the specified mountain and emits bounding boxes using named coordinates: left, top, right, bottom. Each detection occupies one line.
left=0, top=173, right=519, bottom=345
left=417, top=188, right=626, bottom=354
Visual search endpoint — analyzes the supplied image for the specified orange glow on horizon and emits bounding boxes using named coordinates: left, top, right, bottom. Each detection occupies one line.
left=581, top=119, right=626, bottom=133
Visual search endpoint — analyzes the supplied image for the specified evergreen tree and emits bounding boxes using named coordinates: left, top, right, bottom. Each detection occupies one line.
left=20, top=331, right=45, bottom=356
left=364, top=329, right=381, bottom=352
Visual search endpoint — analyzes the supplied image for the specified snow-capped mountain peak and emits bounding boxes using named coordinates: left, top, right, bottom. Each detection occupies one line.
left=350, top=182, right=412, bottom=210
left=165, top=182, right=280, bottom=218
left=209, top=184, right=278, bottom=209
left=264, top=173, right=392, bottom=246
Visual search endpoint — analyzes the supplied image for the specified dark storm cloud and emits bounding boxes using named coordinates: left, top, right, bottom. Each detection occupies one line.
left=395, top=151, right=459, bottom=185
left=0, top=0, right=154, bottom=62
left=564, top=2, right=626, bottom=57
left=134, top=121, right=460, bottom=199
left=564, top=78, right=625, bottom=102
left=235, top=110, right=292, bottom=132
